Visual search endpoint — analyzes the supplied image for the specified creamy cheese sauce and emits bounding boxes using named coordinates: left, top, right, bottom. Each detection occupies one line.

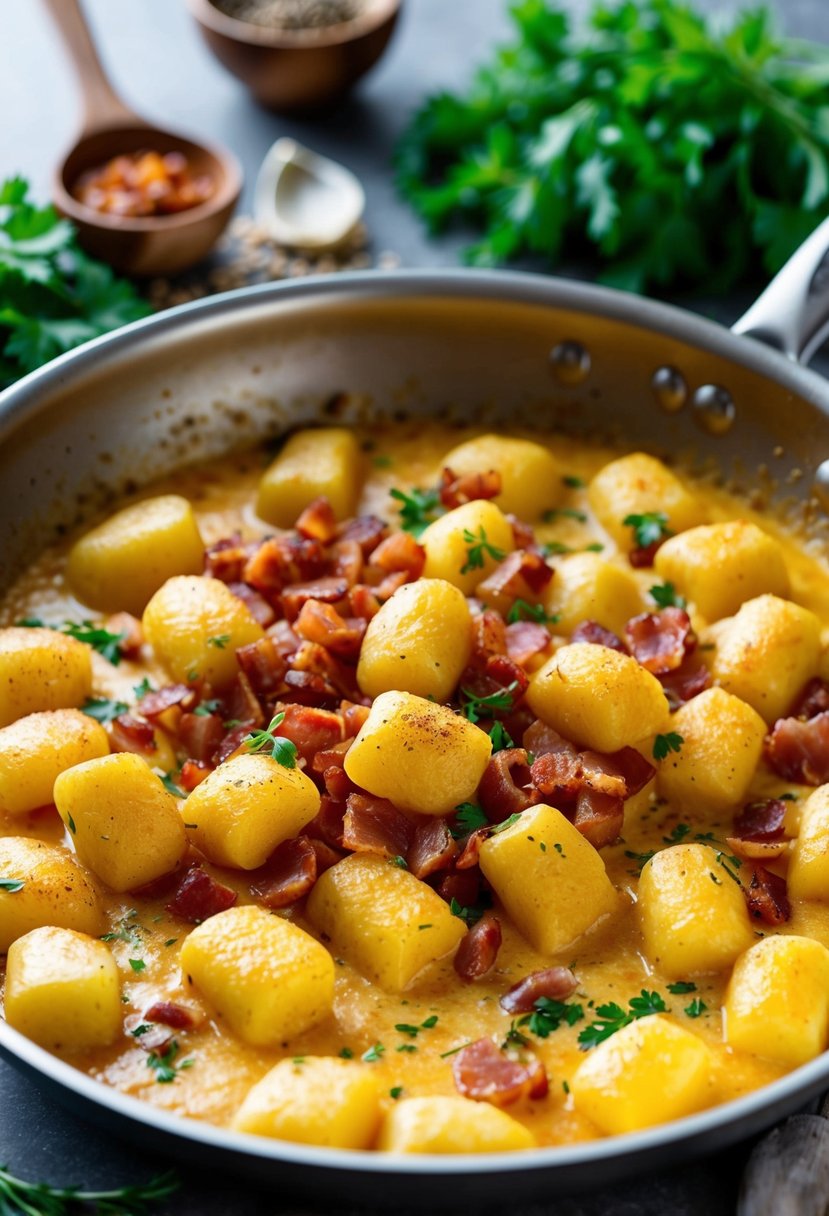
left=1, top=421, right=828, bottom=1146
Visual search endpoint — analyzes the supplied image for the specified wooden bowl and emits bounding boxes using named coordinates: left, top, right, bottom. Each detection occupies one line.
left=55, top=125, right=242, bottom=278
left=184, top=0, right=402, bottom=112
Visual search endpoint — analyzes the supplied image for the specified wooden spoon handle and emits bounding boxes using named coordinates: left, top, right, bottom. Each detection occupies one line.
left=41, top=0, right=138, bottom=134
left=738, top=1112, right=829, bottom=1216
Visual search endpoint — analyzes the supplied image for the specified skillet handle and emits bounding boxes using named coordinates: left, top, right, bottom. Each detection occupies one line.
left=732, top=214, right=829, bottom=364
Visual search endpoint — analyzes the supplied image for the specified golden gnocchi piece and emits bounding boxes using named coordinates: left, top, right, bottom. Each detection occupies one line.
left=0, top=837, right=104, bottom=952
left=357, top=578, right=473, bottom=702
left=526, top=642, right=670, bottom=753
left=378, top=1096, right=536, bottom=1153
left=257, top=427, right=361, bottom=526
left=711, top=594, right=821, bottom=724
left=420, top=500, right=515, bottom=595
left=588, top=452, right=706, bottom=551
left=142, top=574, right=264, bottom=688
left=344, top=690, right=491, bottom=817
left=180, top=905, right=335, bottom=1047
left=787, top=784, right=829, bottom=901
left=0, top=627, right=92, bottom=729
left=543, top=553, right=644, bottom=638
left=440, top=433, right=563, bottom=519
left=654, top=520, right=789, bottom=621
left=66, top=494, right=204, bottom=615
left=5, top=927, right=121, bottom=1051
left=0, top=708, right=109, bottom=815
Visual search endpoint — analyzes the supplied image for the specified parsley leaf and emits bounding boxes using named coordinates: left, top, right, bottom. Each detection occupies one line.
left=667, top=981, right=697, bottom=995
left=519, top=997, right=584, bottom=1038
left=207, top=634, right=230, bottom=649
left=361, top=1042, right=385, bottom=1062
left=488, top=720, right=515, bottom=752
left=460, top=680, right=519, bottom=724
left=460, top=526, right=506, bottom=575
left=16, top=618, right=126, bottom=665
left=624, top=848, right=657, bottom=875
left=147, top=1038, right=194, bottom=1084
left=649, top=582, right=687, bottom=610
left=0, top=879, right=25, bottom=893
left=245, top=711, right=298, bottom=769
left=662, top=823, right=691, bottom=845
left=451, top=801, right=489, bottom=838
left=506, top=598, right=559, bottom=625
left=653, top=732, right=684, bottom=761
left=81, top=696, right=128, bottom=723
left=624, top=512, right=672, bottom=550
left=578, top=989, right=668, bottom=1050
left=389, top=486, right=442, bottom=537
left=449, top=896, right=489, bottom=926
left=685, top=998, right=708, bottom=1018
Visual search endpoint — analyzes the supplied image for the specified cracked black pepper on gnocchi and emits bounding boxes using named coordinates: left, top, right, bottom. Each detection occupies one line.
left=1, top=422, right=829, bottom=1152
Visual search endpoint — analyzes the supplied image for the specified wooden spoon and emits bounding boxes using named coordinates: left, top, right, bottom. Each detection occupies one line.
left=43, top=0, right=242, bottom=277
left=739, top=1093, right=829, bottom=1215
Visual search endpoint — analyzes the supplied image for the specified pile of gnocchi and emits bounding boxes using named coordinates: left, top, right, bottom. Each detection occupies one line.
left=1, top=422, right=828, bottom=1155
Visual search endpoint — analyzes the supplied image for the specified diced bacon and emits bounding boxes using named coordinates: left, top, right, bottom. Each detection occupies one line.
left=500, top=967, right=578, bottom=1013
left=745, top=866, right=791, bottom=926
left=323, top=765, right=355, bottom=801
left=529, top=741, right=584, bottom=800
left=282, top=669, right=340, bottom=710
left=249, top=837, right=317, bottom=908
left=571, top=621, right=628, bottom=652
left=792, top=677, right=829, bottom=720
left=765, top=712, right=829, bottom=785
left=244, top=535, right=326, bottom=596
left=125, top=1015, right=172, bottom=1053
left=110, top=713, right=157, bottom=757
left=307, top=795, right=347, bottom=848
left=167, top=864, right=237, bottom=923
left=338, top=515, right=388, bottom=556
left=267, top=620, right=300, bottom=658
left=527, top=723, right=652, bottom=812
left=629, top=539, right=663, bottom=568
left=237, top=636, right=289, bottom=701
left=348, top=584, right=381, bottom=621
left=471, top=609, right=508, bottom=665
left=296, top=497, right=338, bottom=543
left=523, top=719, right=570, bottom=756
left=625, top=607, right=694, bottom=675
left=294, top=599, right=366, bottom=660
left=477, top=551, right=553, bottom=616
left=312, top=738, right=352, bottom=773
left=204, top=534, right=249, bottom=583
left=369, top=531, right=426, bottom=581
left=342, top=793, right=413, bottom=859
left=179, top=759, right=211, bottom=791
left=138, top=683, right=196, bottom=733
left=221, top=671, right=264, bottom=730
left=453, top=912, right=502, bottom=981
left=331, top=539, right=364, bottom=587
left=270, top=703, right=343, bottom=767
left=452, top=1038, right=548, bottom=1107
left=226, top=581, right=276, bottom=628
left=436, top=869, right=483, bottom=907
left=455, top=827, right=490, bottom=871
left=505, top=620, right=550, bottom=666
left=507, top=514, right=535, bottom=550
left=341, top=701, right=370, bottom=736
left=143, top=1001, right=200, bottom=1031
left=572, top=788, right=624, bottom=848
left=408, top=819, right=457, bottom=880
left=487, top=654, right=530, bottom=698
left=212, top=722, right=252, bottom=765
left=309, top=838, right=343, bottom=872
left=129, top=868, right=182, bottom=899
left=734, top=799, right=787, bottom=842
left=290, top=640, right=359, bottom=700
left=439, top=466, right=502, bottom=509
left=659, top=660, right=711, bottom=708
left=282, top=577, right=350, bottom=623
left=479, top=749, right=539, bottom=820
left=605, top=746, right=655, bottom=797
left=106, top=612, right=144, bottom=658
left=178, top=711, right=224, bottom=764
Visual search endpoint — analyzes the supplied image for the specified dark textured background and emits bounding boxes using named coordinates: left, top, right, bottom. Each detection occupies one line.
left=2, top=0, right=829, bottom=1211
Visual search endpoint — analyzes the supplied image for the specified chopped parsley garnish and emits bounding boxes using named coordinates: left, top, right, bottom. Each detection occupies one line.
left=543, top=541, right=571, bottom=556
left=460, top=526, right=506, bottom=575
left=488, top=720, right=515, bottom=752
left=624, top=849, right=656, bottom=875
left=439, top=1041, right=474, bottom=1059
left=17, top=618, right=126, bottom=665
left=207, top=634, right=231, bottom=649
left=396, top=1044, right=418, bottom=1053
left=373, top=455, right=393, bottom=468
left=146, top=1039, right=194, bottom=1083
left=390, top=855, right=408, bottom=869
left=451, top=802, right=489, bottom=838
left=518, top=998, right=584, bottom=1039
left=158, top=771, right=186, bottom=798
left=543, top=507, right=587, bottom=523
left=133, top=677, right=154, bottom=699
left=662, top=823, right=691, bottom=845
left=80, top=696, right=128, bottom=723
left=490, top=812, right=523, bottom=835
left=715, top=850, right=743, bottom=885
left=0, top=879, right=25, bottom=893
left=578, top=990, right=668, bottom=1050
left=128, top=959, right=146, bottom=973
left=361, top=1042, right=385, bottom=1062
left=506, top=599, right=559, bottom=625
left=460, top=680, right=519, bottom=725
left=395, top=1016, right=439, bottom=1039
left=0, top=1163, right=177, bottom=1215
left=193, top=699, right=221, bottom=717
left=562, top=475, right=586, bottom=489
left=653, top=732, right=684, bottom=761
left=389, top=486, right=442, bottom=537
left=649, top=582, right=686, bottom=610
left=245, top=711, right=298, bottom=769
left=685, top=998, right=708, bottom=1018
left=449, top=897, right=487, bottom=927
left=389, top=1086, right=403, bottom=1099
left=339, top=1047, right=354, bottom=1059
left=667, top=981, right=696, bottom=995
left=66, top=813, right=76, bottom=835
left=502, top=1021, right=531, bottom=1049
left=623, top=512, right=673, bottom=550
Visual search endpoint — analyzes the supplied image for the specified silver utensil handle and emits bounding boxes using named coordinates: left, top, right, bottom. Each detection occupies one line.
left=732, top=214, right=829, bottom=364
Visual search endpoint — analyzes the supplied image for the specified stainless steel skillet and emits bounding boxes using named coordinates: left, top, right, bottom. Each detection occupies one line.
left=1, top=221, right=829, bottom=1204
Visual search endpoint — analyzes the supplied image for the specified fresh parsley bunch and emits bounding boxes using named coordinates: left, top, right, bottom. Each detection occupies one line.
left=0, top=176, right=151, bottom=389
left=396, top=0, right=829, bottom=294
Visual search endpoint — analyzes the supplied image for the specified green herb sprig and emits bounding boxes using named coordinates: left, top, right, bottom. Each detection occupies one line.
left=578, top=989, right=668, bottom=1050
left=460, top=526, right=506, bottom=574
left=389, top=487, right=442, bottom=537
left=0, top=1164, right=177, bottom=1216
left=245, top=711, right=298, bottom=769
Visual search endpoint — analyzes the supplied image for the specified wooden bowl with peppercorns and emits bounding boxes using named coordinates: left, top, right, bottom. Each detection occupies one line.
left=185, top=0, right=402, bottom=112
